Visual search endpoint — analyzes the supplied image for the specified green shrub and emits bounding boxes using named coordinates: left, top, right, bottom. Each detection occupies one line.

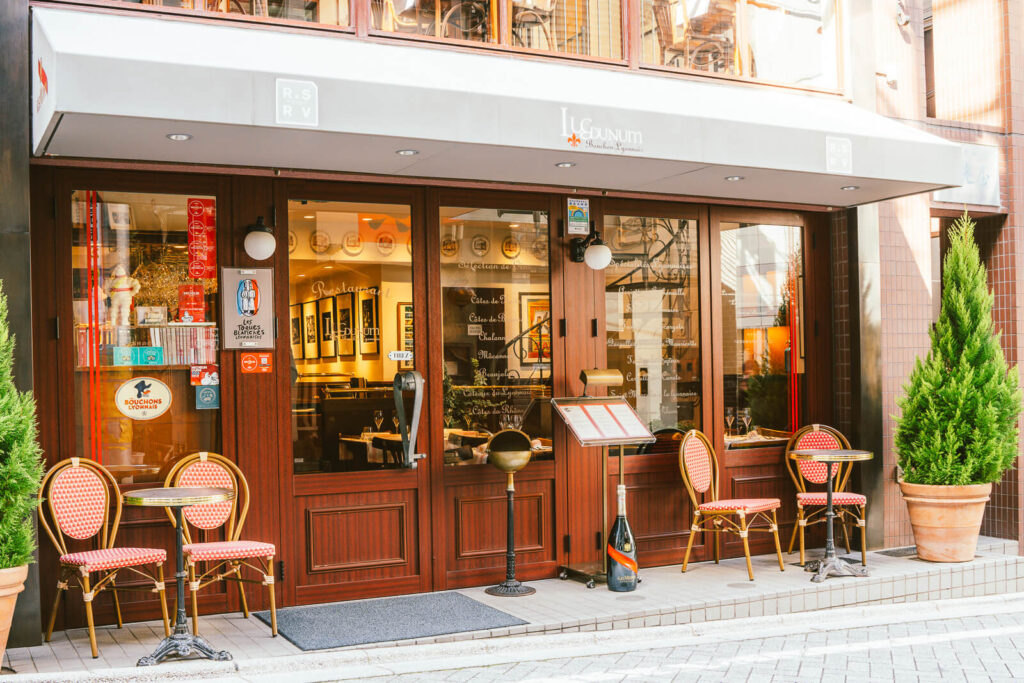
left=0, top=283, right=43, bottom=568
left=895, top=213, right=1021, bottom=485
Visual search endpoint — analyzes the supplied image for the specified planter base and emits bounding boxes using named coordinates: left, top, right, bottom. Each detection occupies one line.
left=899, top=481, right=991, bottom=563
left=0, top=565, right=28, bottom=661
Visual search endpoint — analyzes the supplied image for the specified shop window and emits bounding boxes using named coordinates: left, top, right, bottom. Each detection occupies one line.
left=439, top=207, right=552, bottom=465
left=103, top=0, right=349, bottom=27
left=642, top=0, right=739, bottom=74
left=288, top=200, right=414, bottom=474
left=744, top=0, right=838, bottom=89
left=71, top=190, right=221, bottom=485
left=371, top=0, right=622, bottom=58
left=720, top=221, right=803, bottom=447
left=603, top=215, right=701, bottom=446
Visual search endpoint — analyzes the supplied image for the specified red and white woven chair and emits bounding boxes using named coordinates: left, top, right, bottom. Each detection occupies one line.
left=164, top=452, right=277, bottom=636
left=784, top=424, right=866, bottom=567
left=37, top=457, right=170, bottom=659
left=678, top=430, right=785, bottom=581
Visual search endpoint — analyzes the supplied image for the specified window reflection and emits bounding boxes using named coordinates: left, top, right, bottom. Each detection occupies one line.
left=746, top=0, right=838, bottom=88
left=603, top=215, right=701, bottom=453
left=110, top=0, right=349, bottom=27
left=643, top=0, right=738, bottom=74
left=71, top=190, right=221, bottom=485
left=439, top=207, right=552, bottom=466
left=720, top=222, right=803, bottom=449
left=372, top=0, right=494, bottom=42
left=289, top=201, right=414, bottom=473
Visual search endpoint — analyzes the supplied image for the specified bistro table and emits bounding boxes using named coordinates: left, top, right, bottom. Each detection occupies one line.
left=788, top=449, right=873, bottom=583
left=124, top=486, right=235, bottom=666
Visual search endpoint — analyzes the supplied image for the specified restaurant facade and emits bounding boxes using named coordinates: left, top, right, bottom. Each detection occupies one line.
left=5, top=0, right=1019, bottom=649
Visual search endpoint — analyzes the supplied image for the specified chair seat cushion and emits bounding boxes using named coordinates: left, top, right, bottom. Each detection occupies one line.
left=184, top=540, right=276, bottom=562
left=60, top=547, right=167, bottom=572
left=797, top=491, right=867, bottom=506
left=699, top=498, right=780, bottom=514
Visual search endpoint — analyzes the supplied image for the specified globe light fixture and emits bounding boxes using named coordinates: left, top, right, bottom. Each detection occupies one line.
left=570, top=228, right=613, bottom=270
left=243, top=216, right=276, bottom=261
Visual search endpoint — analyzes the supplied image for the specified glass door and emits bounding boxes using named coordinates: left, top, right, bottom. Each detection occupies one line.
left=283, top=187, right=434, bottom=602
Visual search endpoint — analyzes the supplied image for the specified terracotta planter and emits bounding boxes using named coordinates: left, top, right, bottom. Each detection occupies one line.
left=0, top=565, right=27, bottom=661
left=899, top=481, right=992, bottom=562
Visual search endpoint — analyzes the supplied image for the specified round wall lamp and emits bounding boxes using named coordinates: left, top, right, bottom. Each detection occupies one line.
left=570, top=228, right=613, bottom=270
left=243, top=216, right=276, bottom=261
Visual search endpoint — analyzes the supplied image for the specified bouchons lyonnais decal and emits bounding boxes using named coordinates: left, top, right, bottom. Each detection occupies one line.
left=114, top=377, right=172, bottom=421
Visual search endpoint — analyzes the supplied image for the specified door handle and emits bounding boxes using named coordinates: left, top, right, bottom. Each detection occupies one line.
left=393, top=370, right=426, bottom=468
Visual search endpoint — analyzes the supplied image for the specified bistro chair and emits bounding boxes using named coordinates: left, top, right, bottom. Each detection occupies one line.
left=784, top=424, right=866, bottom=567
left=38, top=457, right=171, bottom=659
left=678, top=429, right=785, bottom=581
left=163, top=452, right=278, bottom=637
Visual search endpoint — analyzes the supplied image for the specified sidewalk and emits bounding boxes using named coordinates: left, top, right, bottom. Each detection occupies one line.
left=5, top=537, right=1021, bottom=680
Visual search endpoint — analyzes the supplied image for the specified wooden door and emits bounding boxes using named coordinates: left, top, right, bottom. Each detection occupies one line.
left=277, top=181, right=435, bottom=604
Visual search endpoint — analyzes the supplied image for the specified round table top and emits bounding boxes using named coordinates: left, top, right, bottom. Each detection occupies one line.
left=124, top=487, right=234, bottom=507
left=790, top=449, right=873, bottom=463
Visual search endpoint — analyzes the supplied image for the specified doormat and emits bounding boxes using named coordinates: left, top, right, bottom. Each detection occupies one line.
left=254, top=592, right=528, bottom=651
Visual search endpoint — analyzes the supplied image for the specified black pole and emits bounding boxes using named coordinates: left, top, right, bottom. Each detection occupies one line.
left=485, top=473, right=535, bottom=597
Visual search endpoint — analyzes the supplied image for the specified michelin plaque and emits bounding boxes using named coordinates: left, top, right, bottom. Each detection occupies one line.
left=222, top=267, right=275, bottom=349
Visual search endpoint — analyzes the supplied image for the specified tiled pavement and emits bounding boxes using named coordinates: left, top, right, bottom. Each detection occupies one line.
left=375, top=610, right=1024, bottom=682
left=4, top=537, right=1021, bottom=677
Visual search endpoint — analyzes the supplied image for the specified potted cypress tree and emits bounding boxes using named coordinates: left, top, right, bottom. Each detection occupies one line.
left=0, top=284, right=43, bottom=658
left=895, top=213, right=1021, bottom=562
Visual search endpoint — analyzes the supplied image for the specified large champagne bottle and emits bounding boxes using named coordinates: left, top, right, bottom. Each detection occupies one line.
left=606, top=483, right=638, bottom=592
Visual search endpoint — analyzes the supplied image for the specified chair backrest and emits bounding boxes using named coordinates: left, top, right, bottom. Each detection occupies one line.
left=677, top=429, right=718, bottom=507
left=784, top=424, right=853, bottom=493
left=164, top=452, right=249, bottom=543
left=38, top=457, right=121, bottom=556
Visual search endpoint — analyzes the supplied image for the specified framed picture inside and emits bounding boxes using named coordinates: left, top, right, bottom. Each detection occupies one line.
left=396, top=302, right=414, bottom=369
left=289, top=304, right=303, bottom=360
left=302, top=300, right=319, bottom=360
left=518, top=292, right=551, bottom=365
left=335, top=292, right=356, bottom=358
left=359, top=290, right=380, bottom=356
left=318, top=297, right=336, bottom=358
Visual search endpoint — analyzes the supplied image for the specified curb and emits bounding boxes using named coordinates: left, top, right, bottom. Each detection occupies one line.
left=12, top=591, right=1024, bottom=682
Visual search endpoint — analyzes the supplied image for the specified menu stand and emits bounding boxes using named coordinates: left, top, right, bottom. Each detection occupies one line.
left=552, top=370, right=654, bottom=589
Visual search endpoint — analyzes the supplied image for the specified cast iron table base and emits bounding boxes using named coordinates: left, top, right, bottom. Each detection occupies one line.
left=138, top=506, right=232, bottom=666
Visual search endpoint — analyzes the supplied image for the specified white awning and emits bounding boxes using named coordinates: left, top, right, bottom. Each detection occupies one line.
left=32, top=7, right=963, bottom=207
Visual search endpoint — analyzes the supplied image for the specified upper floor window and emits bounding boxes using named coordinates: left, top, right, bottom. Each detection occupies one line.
left=370, top=0, right=623, bottom=59
left=642, top=0, right=839, bottom=89
left=119, top=0, right=349, bottom=27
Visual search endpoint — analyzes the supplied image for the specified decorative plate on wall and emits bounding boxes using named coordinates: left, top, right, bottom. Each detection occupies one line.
left=309, top=230, right=331, bottom=255
left=440, top=237, right=459, bottom=258
left=501, top=236, right=521, bottom=259
left=288, top=231, right=297, bottom=254
left=531, top=238, right=548, bottom=261
left=471, top=234, right=490, bottom=257
left=377, top=232, right=396, bottom=256
left=341, top=231, right=362, bottom=256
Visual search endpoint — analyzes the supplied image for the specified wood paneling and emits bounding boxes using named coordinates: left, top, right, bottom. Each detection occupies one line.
left=307, top=502, right=409, bottom=573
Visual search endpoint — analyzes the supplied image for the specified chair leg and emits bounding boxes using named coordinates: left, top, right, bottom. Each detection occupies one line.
left=739, top=513, right=754, bottom=581
left=860, top=505, right=868, bottom=566
left=44, top=580, right=64, bottom=643
left=188, top=563, right=200, bottom=637
left=235, top=564, right=250, bottom=619
left=840, top=513, right=852, bottom=554
left=110, top=576, right=123, bottom=629
left=771, top=510, right=785, bottom=572
left=266, top=558, right=278, bottom=637
left=786, top=514, right=799, bottom=554
left=81, top=575, right=99, bottom=659
left=157, top=564, right=171, bottom=637
left=681, top=512, right=700, bottom=573
left=713, top=521, right=721, bottom=564
left=798, top=506, right=806, bottom=567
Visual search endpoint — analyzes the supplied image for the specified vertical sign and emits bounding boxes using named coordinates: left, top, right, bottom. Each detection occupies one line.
left=222, top=268, right=275, bottom=349
left=567, top=198, right=590, bottom=235
left=187, top=198, right=216, bottom=279
left=178, top=284, right=206, bottom=322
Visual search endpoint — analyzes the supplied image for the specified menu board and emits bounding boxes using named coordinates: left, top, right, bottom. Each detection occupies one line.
left=552, top=397, right=655, bottom=447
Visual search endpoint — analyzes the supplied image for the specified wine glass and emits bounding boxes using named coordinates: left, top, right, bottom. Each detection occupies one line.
left=740, top=407, right=751, bottom=435
left=392, top=414, right=400, bottom=433
left=374, top=410, right=384, bottom=432
left=725, top=407, right=735, bottom=436
left=360, top=426, right=372, bottom=441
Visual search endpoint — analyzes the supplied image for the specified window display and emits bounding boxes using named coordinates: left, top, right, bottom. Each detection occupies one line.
left=71, top=190, right=221, bottom=484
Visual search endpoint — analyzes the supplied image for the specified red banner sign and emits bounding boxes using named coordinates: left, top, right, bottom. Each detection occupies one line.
left=187, top=198, right=217, bottom=279
left=177, top=284, right=206, bottom=322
